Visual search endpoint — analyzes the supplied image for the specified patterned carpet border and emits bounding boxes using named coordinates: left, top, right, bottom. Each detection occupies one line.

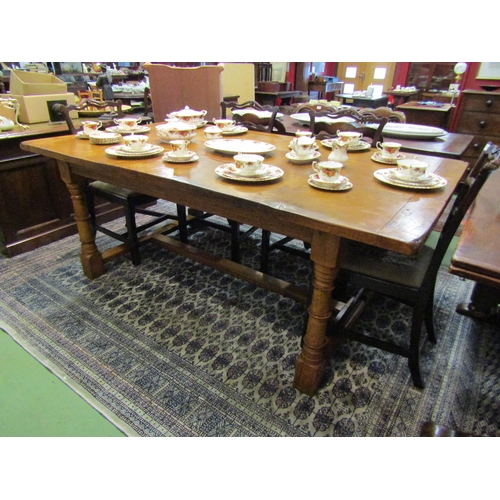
left=1, top=208, right=499, bottom=437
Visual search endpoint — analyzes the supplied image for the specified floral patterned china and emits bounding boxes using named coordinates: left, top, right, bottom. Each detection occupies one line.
left=204, top=139, right=276, bottom=155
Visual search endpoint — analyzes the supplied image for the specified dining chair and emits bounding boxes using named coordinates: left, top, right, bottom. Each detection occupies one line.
left=220, top=100, right=287, bottom=134
left=308, top=107, right=388, bottom=148
left=360, top=106, right=406, bottom=123
left=143, top=63, right=223, bottom=122
left=54, top=100, right=188, bottom=266
left=332, top=142, right=500, bottom=388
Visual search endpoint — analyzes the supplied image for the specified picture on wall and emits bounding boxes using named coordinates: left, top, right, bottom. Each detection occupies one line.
left=476, top=62, right=500, bottom=80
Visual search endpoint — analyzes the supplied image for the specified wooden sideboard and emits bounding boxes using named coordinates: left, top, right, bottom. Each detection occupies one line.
left=454, top=90, right=500, bottom=166
left=0, top=123, right=124, bottom=257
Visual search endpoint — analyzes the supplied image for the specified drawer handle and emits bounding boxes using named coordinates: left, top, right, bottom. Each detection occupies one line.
left=473, top=143, right=480, bottom=149
left=486, top=100, right=493, bottom=107
left=479, top=120, right=486, bottom=128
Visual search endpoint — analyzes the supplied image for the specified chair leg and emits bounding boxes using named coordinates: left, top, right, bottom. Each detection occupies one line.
left=424, top=295, right=437, bottom=344
left=260, top=230, right=271, bottom=273
left=124, top=200, right=141, bottom=266
left=408, top=308, right=425, bottom=389
left=229, top=220, right=241, bottom=263
left=176, top=204, right=188, bottom=243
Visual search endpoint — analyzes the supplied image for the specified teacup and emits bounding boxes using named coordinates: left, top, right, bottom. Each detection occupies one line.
left=213, top=119, right=236, bottom=132
left=123, top=134, right=149, bottom=151
left=376, top=141, right=401, bottom=159
left=82, top=120, right=102, bottom=136
left=337, top=131, right=362, bottom=146
left=204, top=126, right=223, bottom=139
left=292, top=136, right=316, bottom=158
left=114, top=117, right=142, bottom=130
left=170, top=139, right=191, bottom=157
left=233, top=153, right=264, bottom=176
left=312, top=161, right=343, bottom=183
left=396, top=159, right=429, bottom=180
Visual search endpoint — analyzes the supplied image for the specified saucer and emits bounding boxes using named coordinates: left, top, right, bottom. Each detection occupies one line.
left=310, top=173, right=348, bottom=187
left=286, top=150, right=321, bottom=164
left=163, top=153, right=199, bottom=163
left=371, top=152, right=406, bottom=165
left=76, top=131, right=90, bottom=139
left=222, top=126, right=248, bottom=135
left=308, top=174, right=352, bottom=191
left=121, top=143, right=153, bottom=153
left=215, top=163, right=284, bottom=182
left=106, top=125, right=151, bottom=135
left=105, top=144, right=164, bottom=158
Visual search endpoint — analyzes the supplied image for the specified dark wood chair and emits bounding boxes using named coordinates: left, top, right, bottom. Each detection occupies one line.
left=360, top=106, right=407, bottom=123
left=220, top=100, right=287, bottom=135
left=332, top=142, right=500, bottom=388
left=54, top=100, right=188, bottom=266
left=308, top=107, right=388, bottom=148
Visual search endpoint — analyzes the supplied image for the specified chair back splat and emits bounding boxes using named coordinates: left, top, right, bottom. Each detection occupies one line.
left=220, top=100, right=287, bottom=134
left=308, top=107, right=388, bottom=148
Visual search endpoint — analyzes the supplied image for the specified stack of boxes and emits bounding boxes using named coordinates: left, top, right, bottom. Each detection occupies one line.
left=1, top=69, right=77, bottom=123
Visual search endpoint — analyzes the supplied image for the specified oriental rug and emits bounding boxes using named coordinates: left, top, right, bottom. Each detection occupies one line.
left=1, top=208, right=499, bottom=436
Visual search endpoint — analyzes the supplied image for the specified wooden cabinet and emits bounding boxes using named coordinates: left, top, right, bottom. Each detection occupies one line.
left=0, top=124, right=124, bottom=257
left=455, top=90, right=500, bottom=165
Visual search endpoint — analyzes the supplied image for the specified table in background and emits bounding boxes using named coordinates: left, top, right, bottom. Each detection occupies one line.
left=450, top=168, right=500, bottom=318
left=396, top=101, right=454, bottom=130
left=308, top=81, right=344, bottom=100
left=21, top=128, right=467, bottom=396
left=388, top=132, right=474, bottom=160
left=384, top=90, right=420, bottom=106
left=336, top=94, right=389, bottom=108
left=255, top=91, right=301, bottom=106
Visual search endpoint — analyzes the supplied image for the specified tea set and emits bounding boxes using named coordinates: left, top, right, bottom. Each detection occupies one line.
left=74, top=103, right=445, bottom=191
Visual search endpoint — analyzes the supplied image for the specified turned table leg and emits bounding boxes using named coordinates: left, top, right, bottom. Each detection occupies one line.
left=294, top=232, right=342, bottom=396
left=58, top=160, right=104, bottom=280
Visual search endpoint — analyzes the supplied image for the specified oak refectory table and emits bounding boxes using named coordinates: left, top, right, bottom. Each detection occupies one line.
left=21, top=126, right=468, bottom=396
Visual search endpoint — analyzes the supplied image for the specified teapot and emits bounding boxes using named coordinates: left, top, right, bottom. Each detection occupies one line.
left=291, top=135, right=316, bottom=158
left=328, top=139, right=349, bottom=163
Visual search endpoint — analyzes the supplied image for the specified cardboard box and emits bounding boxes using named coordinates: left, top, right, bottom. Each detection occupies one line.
left=10, top=69, right=67, bottom=95
left=1, top=93, right=77, bottom=124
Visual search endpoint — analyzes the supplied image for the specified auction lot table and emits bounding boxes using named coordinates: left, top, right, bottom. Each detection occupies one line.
left=21, top=126, right=468, bottom=396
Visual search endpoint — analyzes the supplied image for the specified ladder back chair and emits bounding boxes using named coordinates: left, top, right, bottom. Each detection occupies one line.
left=360, top=106, right=406, bottom=123
left=54, top=100, right=188, bottom=266
left=220, top=100, right=287, bottom=134
left=308, top=107, right=388, bottom=148
left=333, top=142, right=500, bottom=388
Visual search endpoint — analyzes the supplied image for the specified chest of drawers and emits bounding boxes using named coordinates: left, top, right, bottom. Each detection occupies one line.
left=456, top=90, right=500, bottom=164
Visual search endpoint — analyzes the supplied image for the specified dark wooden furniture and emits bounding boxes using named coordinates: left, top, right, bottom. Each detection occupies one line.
left=308, top=108, right=388, bottom=148
left=360, top=106, right=406, bottom=123
left=450, top=161, right=500, bottom=319
left=57, top=100, right=188, bottom=265
left=336, top=93, right=389, bottom=108
left=454, top=90, right=500, bottom=166
left=384, top=89, right=420, bottom=106
left=391, top=132, right=474, bottom=160
left=255, top=90, right=301, bottom=107
left=420, top=422, right=471, bottom=437
left=308, top=81, right=344, bottom=100
left=220, top=100, right=286, bottom=134
left=334, top=151, right=499, bottom=388
left=396, top=101, right=454, bottom=130
left=21, top=127, right=468, bottom=396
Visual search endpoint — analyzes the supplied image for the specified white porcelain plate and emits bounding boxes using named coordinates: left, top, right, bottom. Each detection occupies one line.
left=376, top=123, right=447, bottom=139
left=215, top=163, right=283, bottom=182
left=374, top=168, right=447, bottom=189
left=106, top=125, right=151, bottom=135
left=204, top=139, right=276, bottom=155
left=105, top=144, right=164, bottom=158
left=371, top=152, right=406, bottom=165
left=222, top=126, right=248, bottom=135
left=290, top=113, right=357, bottom=125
